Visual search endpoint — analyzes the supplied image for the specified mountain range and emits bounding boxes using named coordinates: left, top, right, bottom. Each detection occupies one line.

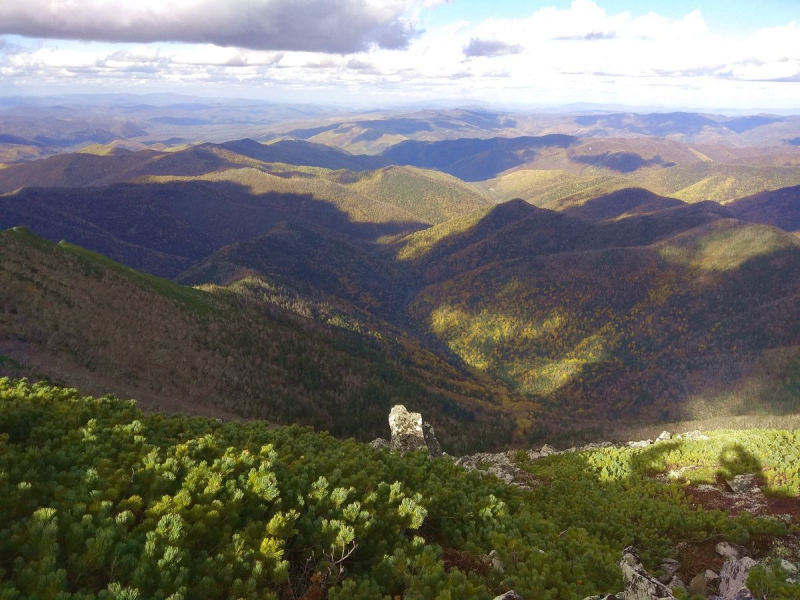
left=1, top=113, right=799, bottom=448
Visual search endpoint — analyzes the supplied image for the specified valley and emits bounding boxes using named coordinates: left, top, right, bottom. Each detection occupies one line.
left=1, top=106, right=799, bottom=448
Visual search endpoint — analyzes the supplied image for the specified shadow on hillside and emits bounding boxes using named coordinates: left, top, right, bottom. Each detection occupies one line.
left=571, top=151, right=676, bottom=173
left=1, top=179, right=429, bottom=280
left=381, top=134, right=577, bottom=181
left=400, top=198, right=800, bottom=437
left=502, top=438, right=798, bottom=599
left=562, top=188, right=686, bottom=221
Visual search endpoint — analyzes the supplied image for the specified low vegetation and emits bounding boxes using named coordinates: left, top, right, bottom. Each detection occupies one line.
left=1, top=379, right=798, bottom=599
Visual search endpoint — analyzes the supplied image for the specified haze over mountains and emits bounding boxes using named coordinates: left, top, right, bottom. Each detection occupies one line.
left=1, top=98, right=799, bottom=448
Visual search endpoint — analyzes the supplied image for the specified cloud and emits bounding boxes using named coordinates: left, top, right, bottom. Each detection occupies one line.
left=554, top=31, right=617, bottom=41
left=464, top=39, right=523, bottom=58
left=0, top=0, right=424, bottom=54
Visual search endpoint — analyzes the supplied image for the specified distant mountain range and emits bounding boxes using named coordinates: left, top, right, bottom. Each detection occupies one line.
left=2, top=128, right=799, bottom=445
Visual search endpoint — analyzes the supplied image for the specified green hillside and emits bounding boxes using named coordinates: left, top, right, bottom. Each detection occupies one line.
left=178, top=222, right=409, bottom=315
left=400, top=204, right=800, bottom=434
left=0, top=228, right=514, bottom=452
left=1, top=379, right=798, bottom=599
left=343, top=165, right=493, bottom=225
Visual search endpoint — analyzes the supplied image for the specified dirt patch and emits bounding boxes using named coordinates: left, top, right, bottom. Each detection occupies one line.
left=685, top=479, right=800, bottom=522
left=441, top=547, right=491, bottom=576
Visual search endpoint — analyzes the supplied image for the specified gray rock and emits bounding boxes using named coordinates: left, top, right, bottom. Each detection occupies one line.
left=389, top=405, right=442, bottom=457
left=493, top=592, right=523, bottom=600
left=369, top=438, right=390, bottom=449
left=540, top=444, right=557, bottom=456
left=715, top=542, right=740, bottom=560
left=657, top=431, right=672, bottom=441
left=389, top=405, right=427, bottom=454
left=681, top=430, right=710, bottom=440
left=667, top=575, right=685, bottom=591
left=527, top=449, right=542, bottom=460
left=688, top=573, right=706, bottom=596
left=706, top=569, right=720, bottom=580
left=422, top=421, right=443, bottom=458
left=619, top=547, right=676, bottom=599
left=628, top=440, right=653, bottom=449
left=732, top=589, right=755, bottom=600
left=657, top=558, right=681, bottom=584
left=727, top=474, right=758, bottom=494
left=488, top=466, right=515, bottom=484
left=489, top=549, right=504, bottom=572
left=719, top=557, right=757, bottom=600
left=779, top=559, right=798, bottom=575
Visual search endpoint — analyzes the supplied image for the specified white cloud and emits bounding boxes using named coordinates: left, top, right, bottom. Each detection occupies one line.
left=0, top=2, right=798, bottom=109
left=0, top=0, right=425, bottom=53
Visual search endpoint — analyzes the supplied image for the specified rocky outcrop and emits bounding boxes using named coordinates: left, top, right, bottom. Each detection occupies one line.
left=493, top=592, right=523, bottom=600
left=422, top=421, right=443, bottom=458
left=384, top=405, right=442, bottom=457
left=389, top=405, right=426, bottom=453
left=714, top=556, right=757, bottom=600
left=369, top=438, right=390, bottom=449
left=583, top=548, right=678, bottom=600
left=619, top=547, right=677, bottom=599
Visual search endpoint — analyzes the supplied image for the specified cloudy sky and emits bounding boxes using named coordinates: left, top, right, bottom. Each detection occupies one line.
left=0, top=0, right=798, bottom=109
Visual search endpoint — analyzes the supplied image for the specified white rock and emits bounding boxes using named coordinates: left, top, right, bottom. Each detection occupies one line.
left=628, top=439, right=653, bottom=449
left=619, top=548, right=676, bottom=599
left=715, top=542, right=740, bottom=560
left=719, top=557, right=757, bottom=600
left=388, top=405, right=442, bottom=457
left=540, top=444, right=557, bottom=456
left=727, top=474, right=758, bottom=494
left=493, top=592, right=523, bottom=600
left=389, top=405, right=426, bottom=453
left=779, top=559, right=798, bottom=575
left=657, top=431, right=672, bottom=441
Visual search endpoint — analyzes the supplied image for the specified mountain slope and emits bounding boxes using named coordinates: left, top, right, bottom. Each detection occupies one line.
left=726, top=184, right=800, bottom=232
left=341, top=165, right=493, bottom=224
left=0, top=227, right=514, bottom=452
left=380, top=135, right=577, bottom=181
left=0, top=177, right=426, bottom=278
left=178, top=221, right=409, bottom=315
left=398, top=204, right=800, bottom=434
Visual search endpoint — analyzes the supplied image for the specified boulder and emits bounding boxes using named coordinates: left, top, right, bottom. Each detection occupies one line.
left=726, top=473, right=759, bottom=494
left=628, top=440, right=653, bottom=449
left=779, top=559, right=798, bottom=575
left=493, top=592, right=523, bottom=600
left=657, top=431, right=672, bottom=441
left=657, top=558, right=681, bottom=584
left=488, top=549, right=504, bottom=572
left=369, top=438, right=390, bottom=449
left=422, top=421, right=443, bottom=458
left=619, top=547, right=676, bottom=599
left=715, top=542, right=740, bottom=560
left=539, top=444, right=557, bottom=456
left=388, top=405, right=442, bottom=456
left=718, top=557, right=757, bottom=600
left=688, top=573, right=707, bottom=596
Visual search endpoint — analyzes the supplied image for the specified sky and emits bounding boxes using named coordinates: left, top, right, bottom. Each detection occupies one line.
left=0, top=0, right=798, bottom=110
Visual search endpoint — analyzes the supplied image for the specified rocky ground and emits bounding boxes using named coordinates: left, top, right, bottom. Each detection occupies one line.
left=376, top=406, right=800, bottom=600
